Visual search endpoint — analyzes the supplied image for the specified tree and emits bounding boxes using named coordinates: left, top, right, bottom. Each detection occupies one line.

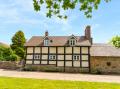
left=33, top=0, right=110, bottom=19
left=0, top=46, right=5, bottom=60
left=110, top=35, right=120, bottom=48
left=11, top=30, right=26, bottom=59
left=14, top=47, right=25, bottom=59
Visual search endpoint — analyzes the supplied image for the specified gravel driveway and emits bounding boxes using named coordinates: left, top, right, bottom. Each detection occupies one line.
left=0, top=69, right=120, bottom=83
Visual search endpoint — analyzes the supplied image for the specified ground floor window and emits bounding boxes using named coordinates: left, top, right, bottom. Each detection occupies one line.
left=49, top=55, right=56, bottom=60
left=34, top=55, right=40, bottom=59
left=73, top=55, right=80, bottom=61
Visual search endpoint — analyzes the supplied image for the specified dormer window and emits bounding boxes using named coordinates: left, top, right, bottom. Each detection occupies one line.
left=44, top=39, right=49, bottom=46
left=70, top=39, right=75, bottom=46
left=68, top=36, right=77, bottom=46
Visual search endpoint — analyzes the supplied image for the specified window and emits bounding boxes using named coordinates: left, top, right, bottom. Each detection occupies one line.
left=69, top=39, right=76, bottom=46
left=34, top=55, right=40, bottom=59
left=44, top=39, right=49, bottom=46
left=73, top=55, right=79, bottom=61
left=49, top=55, right=56, bottom=60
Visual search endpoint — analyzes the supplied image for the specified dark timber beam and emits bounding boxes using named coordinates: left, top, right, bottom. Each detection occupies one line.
left=48, top=47, right=50, bottom=65
left=32, top=47, right=35, bottom=64
left=88, top=46, right=91, bottom=72
left=72, top=47, right=74, bottom=67
left=40, top=47, right=42, bottom=64
left=64, top=47, right=66, bottom=72
left=56, top=47, right=58, bottom=67
left=80, top=47, right=82, bottom=67
left=24, top=46, right=27, bottom=65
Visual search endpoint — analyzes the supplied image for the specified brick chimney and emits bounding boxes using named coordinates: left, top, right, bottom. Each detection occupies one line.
left=45, top=31, right=48, bottom=36
left=85, top=25, right=91, bottom=39
left=85, top=25, right=92, bottom=44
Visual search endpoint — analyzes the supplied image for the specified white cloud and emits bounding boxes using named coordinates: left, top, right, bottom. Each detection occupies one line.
left=0, top=0, right=36, bottom=24
left=0, top=0, right=80, bottom=34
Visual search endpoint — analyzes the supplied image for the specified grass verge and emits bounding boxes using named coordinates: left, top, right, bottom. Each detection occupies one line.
left=0, top=77, right=120, bottom=89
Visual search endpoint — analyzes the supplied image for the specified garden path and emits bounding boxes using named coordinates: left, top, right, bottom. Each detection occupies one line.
left=0, top=69, right=120, bottom=83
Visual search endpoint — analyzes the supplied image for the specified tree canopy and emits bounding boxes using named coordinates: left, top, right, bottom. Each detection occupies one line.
left=110, top=35, right=120, bottom=48
left=11, top=30, right=26, bottom=59
left=33, top=0, right=110, bottom=19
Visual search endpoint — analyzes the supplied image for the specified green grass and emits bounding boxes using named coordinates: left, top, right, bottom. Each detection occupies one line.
left=0, top=77, right=120, bottom=89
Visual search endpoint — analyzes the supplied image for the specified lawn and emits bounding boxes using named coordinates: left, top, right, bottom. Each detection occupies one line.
left=0, top=77, right=120, bottom=89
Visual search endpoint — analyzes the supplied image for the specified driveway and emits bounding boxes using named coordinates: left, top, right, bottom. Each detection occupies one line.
left=0, top=69, right=120, bottom=83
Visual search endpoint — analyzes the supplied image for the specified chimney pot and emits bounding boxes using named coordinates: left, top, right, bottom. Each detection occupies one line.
left=45, top=31, right=48, bottom=36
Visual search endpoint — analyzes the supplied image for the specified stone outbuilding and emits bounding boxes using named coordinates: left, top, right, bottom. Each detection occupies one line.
left=90, top=43, right=120, bottom=74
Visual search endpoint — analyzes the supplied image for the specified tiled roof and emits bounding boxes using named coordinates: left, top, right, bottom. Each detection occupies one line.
left=24, top=36, right=91, bottom=46
left=90, top=43, right=120, bottom=57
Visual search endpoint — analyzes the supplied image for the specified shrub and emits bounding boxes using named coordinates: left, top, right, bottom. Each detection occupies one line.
left=10, top=54, right=18, bottom=61
left=3, top=48, right=13, bottom=57
left=4, top=54, right=18, bottom=61
left=0, top=46, right=19, bottom=61
left=23, top=65, right=61, bottom=72
left=91, top=69, right=102, bottom=74
left=0, top=56, right=4, bottom=61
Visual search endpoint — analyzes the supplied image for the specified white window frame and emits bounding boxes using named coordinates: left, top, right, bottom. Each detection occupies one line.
left=69, top=39, right=76, bottom=46
left=49, top=55, right=56, bottom=60
left=34, top=55, right=40, bottom=59
left=44, top=39, right=49, bottom=46
left=73, top=55, right=80, bottom=61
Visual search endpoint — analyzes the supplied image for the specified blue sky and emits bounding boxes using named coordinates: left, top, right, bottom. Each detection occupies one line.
left=0, top=0, right=120, bottom=44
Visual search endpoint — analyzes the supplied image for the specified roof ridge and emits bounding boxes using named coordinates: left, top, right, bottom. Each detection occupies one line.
left=32, top=35, right=81, bottom=37
left=92, top=43, right=114, bottom=47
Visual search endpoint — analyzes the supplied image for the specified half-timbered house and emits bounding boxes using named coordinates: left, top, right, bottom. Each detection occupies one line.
left=24, top=26, right=120, bottom=73
left=24, top=26, right=92, bottom=72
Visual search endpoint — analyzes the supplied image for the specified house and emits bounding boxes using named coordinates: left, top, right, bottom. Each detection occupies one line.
left=24, top=26, right=120, bottom=73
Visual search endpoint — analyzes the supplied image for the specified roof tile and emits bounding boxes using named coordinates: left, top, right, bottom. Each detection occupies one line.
left=90, top=43, right=120, bottom=57
left=24, top=36, right=91, bottom=46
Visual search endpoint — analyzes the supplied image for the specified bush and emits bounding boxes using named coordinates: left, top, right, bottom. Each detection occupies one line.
left=23, top=65, right=61, bottom=72
left=10, top=54, right=18, bottom=61
left=3, top=48, right=13, bottom=57
left=0, top=46, right=19, bottom=61
left=4, top=54, right=18, bottom=61
left=0, top=56, right=4, bottom=61
left=91, top=69, right=102, bottom=74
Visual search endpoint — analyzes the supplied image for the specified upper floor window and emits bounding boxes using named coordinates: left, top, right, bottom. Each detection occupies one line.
left=44, top=39, right=49, bottom=46
left=68, top=35, right=77, bottom=46
left=70, top=39, right=75, bottom=46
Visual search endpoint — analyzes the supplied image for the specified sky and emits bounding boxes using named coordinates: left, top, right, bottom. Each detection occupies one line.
left=0, top=0, right=120, bottom=44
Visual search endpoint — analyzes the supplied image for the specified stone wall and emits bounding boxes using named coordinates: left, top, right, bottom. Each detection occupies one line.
left=90, top=56, right=120, bottom=74
left=0, top=61, right=20, bottom=70
left=24, top=64, right=89, bottom=73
